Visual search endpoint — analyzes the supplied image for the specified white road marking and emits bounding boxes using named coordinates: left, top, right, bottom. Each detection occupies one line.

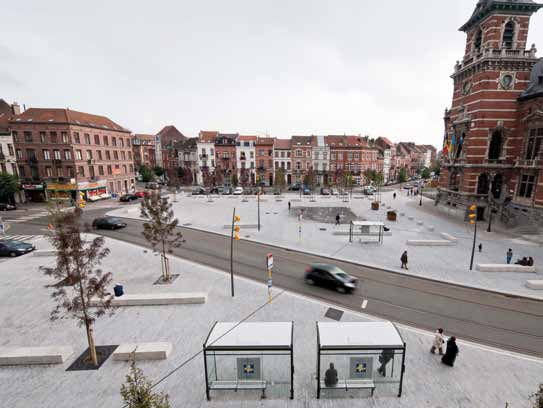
left=361, top=299, right=368, bottom=309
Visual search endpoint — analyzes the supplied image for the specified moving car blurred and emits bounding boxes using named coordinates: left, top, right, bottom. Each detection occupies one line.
left=304, top=264, right=357, bottom=294
left=302, top=186, right=311, bottom=195
left=0, top=240, right=35, bottom=257
left=191, top=187, right=207, bottom=195
left=0, top=203, right=16, bottom=211
left=233, top=187, right=244, bottom=195
left=119, top=193, right=139, bottom=202
left=92, top=217, right=127, bottom=230
left=135, top=191, right=147, bottom=198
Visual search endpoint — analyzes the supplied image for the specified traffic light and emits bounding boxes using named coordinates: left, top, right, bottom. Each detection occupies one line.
left=233, top=214, right=241, bottom=240
left=468, top=204, right=477, bottom=225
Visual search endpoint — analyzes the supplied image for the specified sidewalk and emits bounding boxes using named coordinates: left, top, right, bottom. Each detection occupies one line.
left=0, top=236, right=541, bottom=407
left=108, top=190, right=543, bottom=299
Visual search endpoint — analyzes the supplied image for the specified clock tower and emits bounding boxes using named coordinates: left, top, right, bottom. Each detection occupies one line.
left=438, top=0, right=542, bottom=221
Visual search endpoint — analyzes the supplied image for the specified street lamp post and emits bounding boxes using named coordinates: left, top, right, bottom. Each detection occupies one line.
left=468, top=204, right=478, bottom=270
left=487, top=195, right=493, bottom=233
left=257, top=191, right=261, bottom=232
left=230, top=208, right=241, bottom=297
left=419, top=186, right=423, bottom=206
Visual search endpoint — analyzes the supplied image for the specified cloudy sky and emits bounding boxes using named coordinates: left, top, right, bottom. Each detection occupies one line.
left=2, top=1, right=542, bottom=146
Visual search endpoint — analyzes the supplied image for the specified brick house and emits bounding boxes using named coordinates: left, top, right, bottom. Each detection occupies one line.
left=11, top=108, right=135, bottom=202
left=215, top=133, right=238, bottom=186
left=155, top=125, right=186, bottom=172
left=273, top=138, right=292, bottom=186
left=132, top=133, right=156, bottom=170
left=256, top=137, right=275, bottom=186
left=176, top=137, right=198, bottom=185
left=291, top=136, right=315, bottom=185
left=196, top=130, right=217, bottom=186
left=237, top=135, right=257, bottom=187
left=0, top=100, right=24, bottom=202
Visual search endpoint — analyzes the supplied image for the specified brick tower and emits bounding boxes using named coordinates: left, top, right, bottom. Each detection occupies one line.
left=438, top=0, right=542, bottom=222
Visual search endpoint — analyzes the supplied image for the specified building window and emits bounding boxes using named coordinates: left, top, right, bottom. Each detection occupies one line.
left=502, top=21, right=515, bottom=49
left=287, top=152, right=291, bottom=158
left=127, top=139, right=130, bottom=147
left=114, top=151, right=118, bottom=160
left=223, top=151, right=229, bottom=159
left=287, top=162, right=291, bottom=170
left=45, top=167, right=52, bottom=177
left=78, top=166, right=85, bottom=177
left=121, top=151, right=126, bottom=160
left=8, top=144, right=14, bottom=155
left=53, top=150, right=61, bottom=160
left=107, top=165, right=112, bottom=175
left=43, top=150, right=51, bottom=160
left=104, top=135, right=109, bottom=146
left=94, top=135, right=100, bottom=145
left=18, top=165, right=25, bottom=177
left=259, top=160, right=264, bottom=168
left=84, top=134, right=91, bottom=144
left=120, top=138, right=124, bottom=148
left=40, top=132, right=46, bottom=143
left=129, top=164, right=134, bottom=172
left=296, top=161, right=301, bottom=170
left=128, top=151, right=132, bottom=160
left=518, top=175, right=535, bottom=198
left=210, top=148, right=214, bottom=156
left=56, top=167, right=63, bottom=177
left=112, top=137, right=117, bottom=147
left=268, top=160, right=273, bottom=167
left=122, top=165, right=127, bottom=174
left=488, top=131, right=503, bottom=160
left=354, top=153, right=359, bottom=160
left=76, top=150, right=82, bottom=160
left=97, top=150, right=102, bottom=160
left=64, top=150, right=72, bottom=160
left=86, top=150, right=93, bottom=160
left=50, top=132, right=57, bottom=144
left=24, top=131, right=32, bottom=142
left=98, top=165, right=104, bottom=176
left=250, top=151, right=254, bottom=159
left=474, top=28, right=482, bottom=52
left=106, top=151, right=111, bottom=160
left=67, top=167, right=74, bottom=177
left=73, top=132, right=80, bottom=144
left=89, top=166, right=95, bottom=178
left=295, top=149, right=301, bottom=157
left=323, top=163, right=327, bottom=172
left=314, top=152, right=319, bottom=160
left=62, top=132, right=69, bottom=143
left=525, top=128, right=542, bottom=160
left=12, top=131, right=18, bottom=142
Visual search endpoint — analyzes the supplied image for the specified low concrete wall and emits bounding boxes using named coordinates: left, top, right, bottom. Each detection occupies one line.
left=476, top=264, right=536, bottom=273
left=440, top=233, right=458, bottom=242
left=407, top=240, right=454, bottom=247
left=333, top=231, right=392, bottom=237
left=0, top=346, right=73, bottom=365
left=90, top=293, right=207, bottom=307
left=32, top=250, right=57, bottom=257
left=113, top=342, right=173, bottom=361
left=526, top=280, right=543, bottom=290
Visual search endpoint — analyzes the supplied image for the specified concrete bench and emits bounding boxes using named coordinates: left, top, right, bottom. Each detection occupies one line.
left=113, top=342, right=173, bottom=361
left=0, top=346, right=73, bottom=365
left=90, top=293, right=207, bottom=307
left=210, top=380, right=267, bottom=398
left=407, top=240, right=454, bottom=246
left=427, top=226, right=435, bottom=232
left=416, top=221, right=424, bottom=226
left=476, top=264, right=536, bottom=273
left=408, top=216, right=414, bottom=221
left=526, top=280, right=543, bottom=290
left=399, top=212, right=405, bottom=216
left=440, top=233, right=458, bottom=242
left=32, top=249, right=57, bottom=257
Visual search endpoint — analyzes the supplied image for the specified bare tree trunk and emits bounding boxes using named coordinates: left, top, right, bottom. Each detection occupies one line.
left=161, top=239, right=170, bottom=281
left=86, top=322, right=98, bottom=366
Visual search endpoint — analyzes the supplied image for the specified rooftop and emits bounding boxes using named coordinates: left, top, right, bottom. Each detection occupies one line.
left=460, top=0, right=543, bottom=32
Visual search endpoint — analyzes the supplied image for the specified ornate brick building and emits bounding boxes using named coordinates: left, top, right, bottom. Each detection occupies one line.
left=437, top=0, right=543, bottom=228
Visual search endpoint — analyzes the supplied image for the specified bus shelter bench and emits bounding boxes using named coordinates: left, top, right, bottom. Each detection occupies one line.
left=210, top=380, right=267, bottom=398
left=320, top=379, right=375, bottom=396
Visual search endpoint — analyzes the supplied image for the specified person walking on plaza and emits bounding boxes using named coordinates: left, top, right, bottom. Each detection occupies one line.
left=335, top=213, right=340, bottom=225
left=478, top=243, right=482, bottom=253
left=393, top=192, right=397, bottom=199
left=400, top=251, right=408, bottom=270
left=506, top=248, right=513, bottom=264
left=288, top=201, right=291, bottom=212
left=377, top=349, right=394, bottom=376
left=441, top=336, right=459, bottom=367
left=430, top=328, right=445, bottom=355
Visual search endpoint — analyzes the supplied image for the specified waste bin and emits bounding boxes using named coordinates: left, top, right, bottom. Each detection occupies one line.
left=371, top=202, right=379, bottom=210
left=114, top=284, right=124, bottom=297
left=387, top=211, right=397, bottom=221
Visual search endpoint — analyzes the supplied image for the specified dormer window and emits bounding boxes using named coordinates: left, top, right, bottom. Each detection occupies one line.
left=502, top=21, right=515, bottom=49
left=474, top=29, right=482, bottom=52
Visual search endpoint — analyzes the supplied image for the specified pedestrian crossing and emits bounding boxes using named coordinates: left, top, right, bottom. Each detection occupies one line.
left=1, top=211, right=50, bottom=223
left=0, top=234, right=42, bottom=242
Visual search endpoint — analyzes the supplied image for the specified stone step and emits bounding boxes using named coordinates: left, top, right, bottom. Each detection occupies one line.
left=90, top=292, right=207, bottom=307
left=407, top=240, right=454, bottom=247
left=476, top=264, right=536, bottom=273
left=0, top=346, right=73, bottom=366
left=526, top=280, right=543, bottom=290
left=113, top=342, right=173, bottom=361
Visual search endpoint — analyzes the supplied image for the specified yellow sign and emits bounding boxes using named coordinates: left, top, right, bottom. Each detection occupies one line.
left=46, top=183, right=77, bottom=191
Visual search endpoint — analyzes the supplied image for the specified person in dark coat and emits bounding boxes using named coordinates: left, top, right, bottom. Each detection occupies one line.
left=288, top=201, right=291, bottom=212
left=393, top=192, right=397, bottom=199
left=324, top=363, right=338, bottom=387
left=441, top=336, right=459, bottom=367
left=528, top=257, right=534, bottom=266
left=401, top=251, right=408, bottom=270
left=377, top=349, right=394, bottom=376
left=478, top=243, right=482, bottom=253
left=335, top=214, right=340, bottom=225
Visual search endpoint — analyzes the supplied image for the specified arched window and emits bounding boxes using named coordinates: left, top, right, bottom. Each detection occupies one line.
left=488, top=131, right=503, bottom=161
left=477, top=173, right=490, bottom=195
left=474, top=29, right=483, bottom=52
left=502, top=21, right=515, bottom=49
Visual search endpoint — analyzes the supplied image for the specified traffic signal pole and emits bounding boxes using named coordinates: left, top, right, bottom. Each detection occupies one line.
left=230, top=208, right=235, bottom=297
left=468, top=204, right=478, bottom=271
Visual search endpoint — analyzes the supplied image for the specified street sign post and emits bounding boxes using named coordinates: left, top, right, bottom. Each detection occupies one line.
left=266, top=253, right=273, bottom=304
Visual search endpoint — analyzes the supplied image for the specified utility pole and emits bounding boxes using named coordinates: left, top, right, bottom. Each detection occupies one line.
left=468, top=204, right=478, bottom=270
left=230, top=208, right=241, bottom=297
left=487, top=195, right=493, bottom=232
left=257, top=191, right=261, bottom=231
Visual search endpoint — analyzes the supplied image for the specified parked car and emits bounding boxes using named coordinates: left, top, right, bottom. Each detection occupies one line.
left=222, top=187, right=233, bottom=195
left=233, top=187, right=244, bottom=195
left=191, top=187, right=206, bottom=195
left=288, top=184, right=301, bottom=191
left=135, top=191, right=147, bottom=198
left=119, top=193, right=139, bottom=202
left=330, top=188, right=339, bottom=195
left=92, top=217, right=127, bottom=230
left=320, top=188, right=331, bottom=195
left=302, top=186, right=311, bottom=195
left=304, top=264, right=357, bottom=294
left=0, top=240, right=35, bottom=257
left=209, top=186, right=224, bottom=195
left=403, top=183, right=412, bottom=190
left=0, top=203, right=16, bottom=211
left=145, top=182, right=160, bottom=190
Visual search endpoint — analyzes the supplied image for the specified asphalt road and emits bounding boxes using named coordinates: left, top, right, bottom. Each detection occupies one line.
left=7, top=206, right=543, bottom=357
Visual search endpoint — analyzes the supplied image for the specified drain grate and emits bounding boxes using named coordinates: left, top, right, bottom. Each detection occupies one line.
left=324, top=308, right=344, bottom=321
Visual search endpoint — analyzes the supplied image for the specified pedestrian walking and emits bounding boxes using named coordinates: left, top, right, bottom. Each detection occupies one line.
left=400, top=251, right=408, bottom=270
left=430, top=328, right=445, bottom=355
left=441, top=337, right=459, bottom=367
left=377, top=349, right=394, bottom=376
left=393, top=192, right=396, bottom=199
left=335, top=213, right=340, bottom=225
left=506, top=248, right=513, bottom=264
left=478, top=243, right=482, bottom=253
left=288, top=201, right=291, bottom=212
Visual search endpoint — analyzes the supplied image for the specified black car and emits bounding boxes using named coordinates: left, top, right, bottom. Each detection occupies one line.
left=0, top=240, right=35, bottom=257
left=304, top=264, right=357, bottom=293
left=119, top=193, right=139, bottom=202
left=191, top=187, right=206, bottom=195
left=289, top=184, right=301, bottom=191
left=92, top=217, right=127, bottom=230
left=0, top=203, right=16, bottom=211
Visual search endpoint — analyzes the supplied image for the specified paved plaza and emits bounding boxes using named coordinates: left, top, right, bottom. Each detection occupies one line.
left=108, top=189, right=543, bottom=298
left=0, top=235, right=541, bottom=407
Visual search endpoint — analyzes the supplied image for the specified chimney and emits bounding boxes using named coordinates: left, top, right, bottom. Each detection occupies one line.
left=12, top=102, right=21, bottom=115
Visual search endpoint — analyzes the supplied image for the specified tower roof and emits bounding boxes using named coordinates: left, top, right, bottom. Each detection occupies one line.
left=519, top=58, right=543, bottom=100
left=460, top=0, right=542, bottom=32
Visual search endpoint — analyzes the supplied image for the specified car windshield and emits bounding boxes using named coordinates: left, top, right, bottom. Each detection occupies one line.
left=107, top=218, right=121, bottom=223
left=3, top=240, right=29, bottom=248
left=324, top=266, right=350, bottom=280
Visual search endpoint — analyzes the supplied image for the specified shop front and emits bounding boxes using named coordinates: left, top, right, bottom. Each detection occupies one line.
left=21, top=183, right=46, bottom=203
left=46, top=183, right=77, bottom=203
left=78, top=180, right=110, bottom=201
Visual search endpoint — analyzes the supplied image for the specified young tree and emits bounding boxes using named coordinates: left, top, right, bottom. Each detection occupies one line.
left=231, top=173, right=239, bottom=187
left=0, top=172, right=19, bottom=203
left=531, top=384, right=543, bottom=408
left=398, top=167, right=408, bottom=183
left=140, top=191, right=184, bottom=283
left=344, top=170, right=354, bottom=196
left=363, top=169, right=376, bottom=186
left=138, top=165, right=154, bottom=183
left=153, top=166, right=165, bottom=178
left=121, top=355, right=171, bottom=408
left=274, top=167, right=286, bottom=193
left=420, top=167, right=431, bottom=179
left=304, top=169, right=316, bottom=191
left=41, top=208, right=114, bottom=366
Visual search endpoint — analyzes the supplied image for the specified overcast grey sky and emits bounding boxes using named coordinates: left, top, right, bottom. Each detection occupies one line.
left=2, top=1, right=542, bottom=146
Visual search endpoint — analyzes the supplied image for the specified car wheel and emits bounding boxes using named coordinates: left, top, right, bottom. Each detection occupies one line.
left=9, top=252, right=17, bottom=257
left=336, top=286, right=347, bottom=294
left=305, top=278, right=315, bottom=286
